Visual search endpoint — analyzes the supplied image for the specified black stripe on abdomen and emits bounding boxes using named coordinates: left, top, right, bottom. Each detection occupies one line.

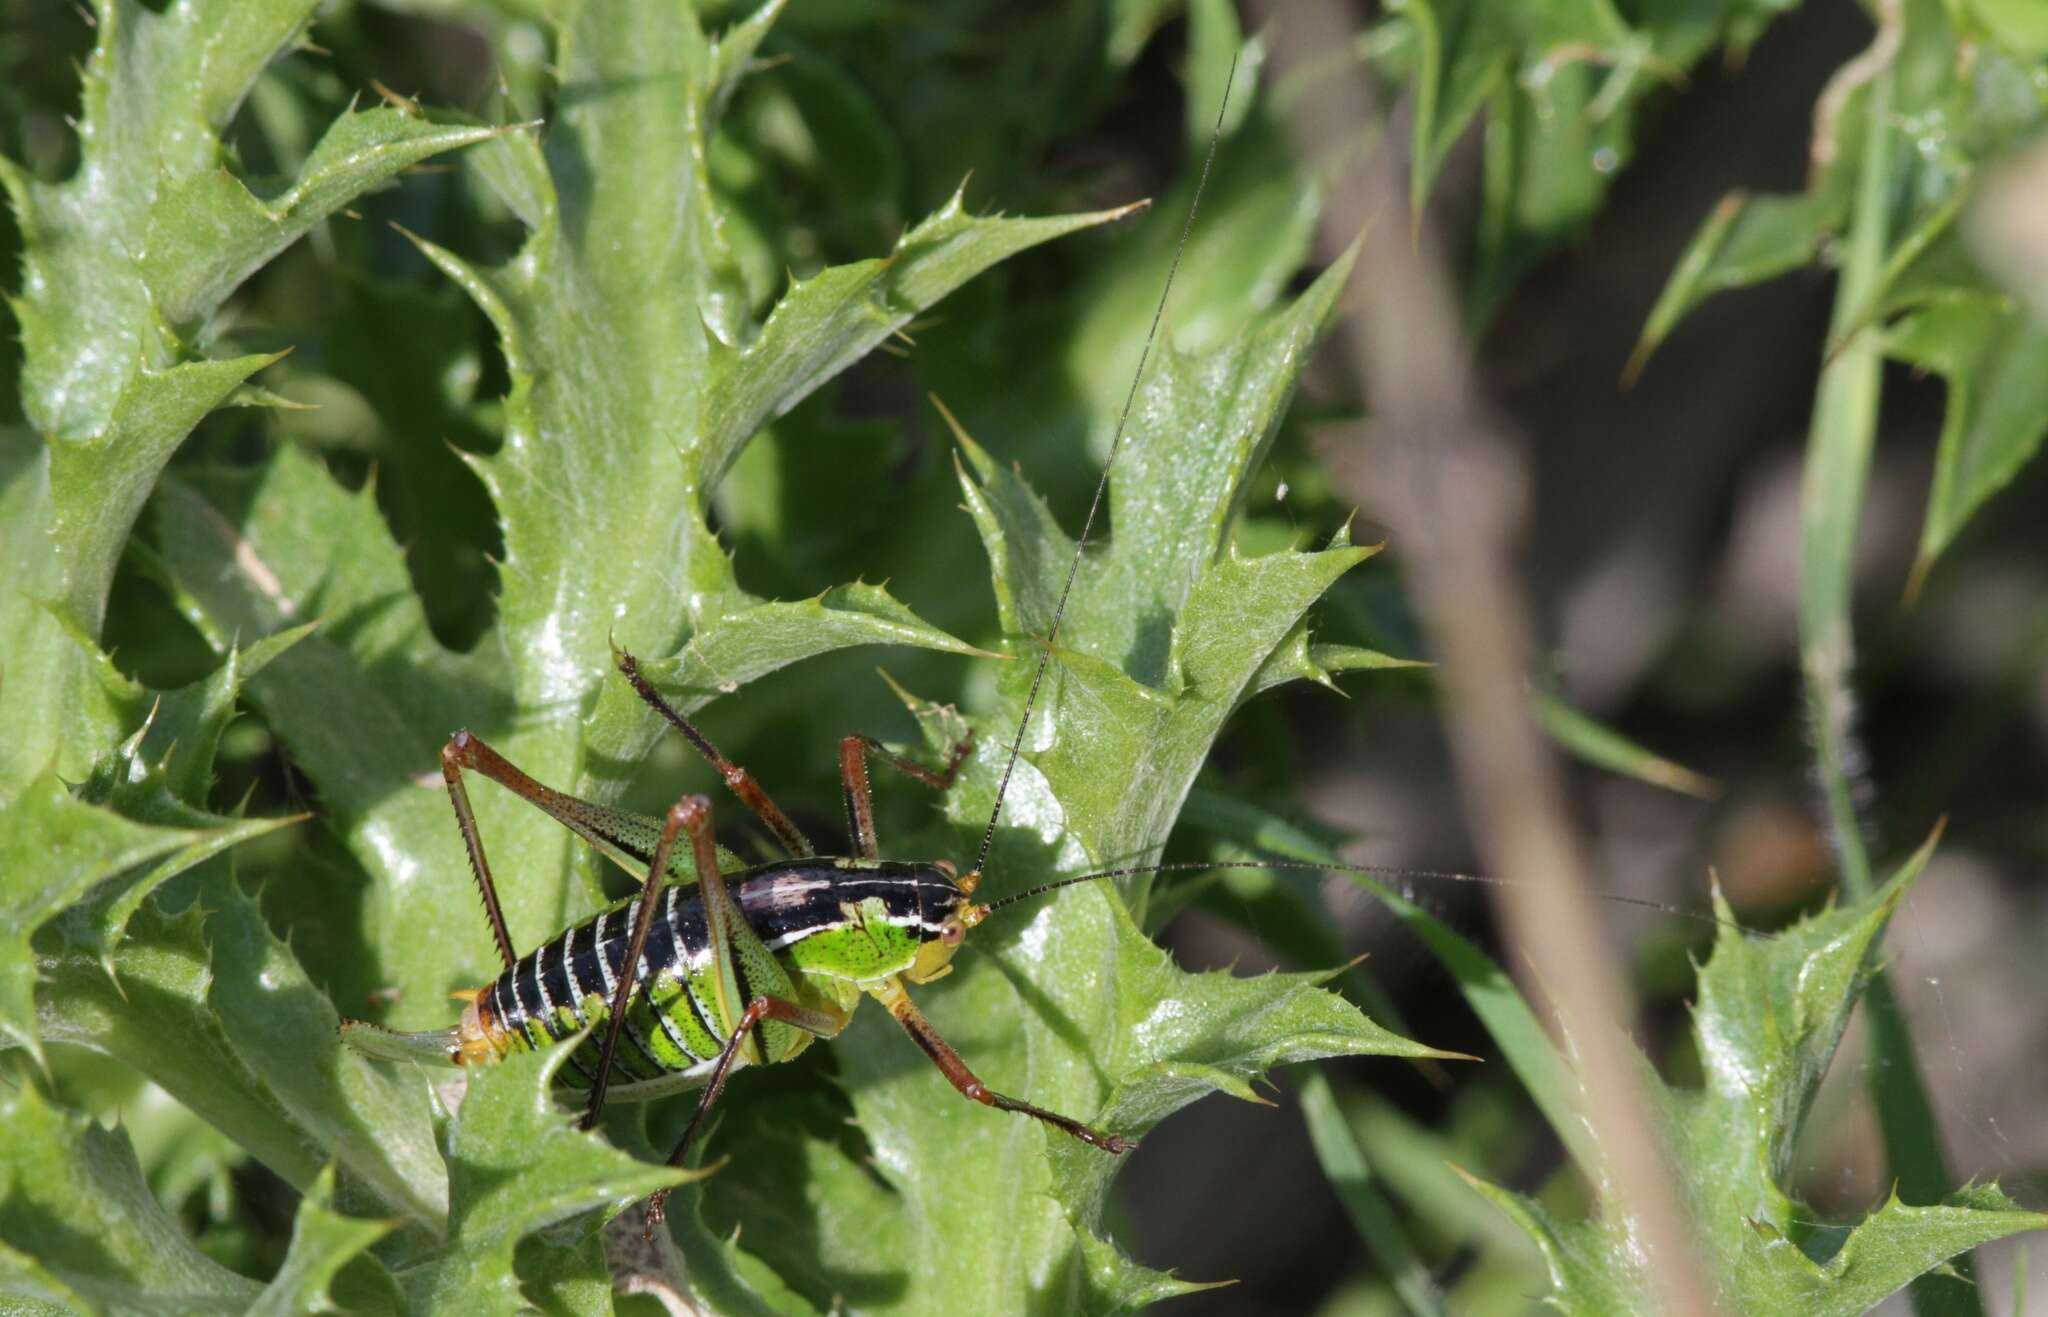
left=540, top=933, right=575, bottom=1019
left=591, top=908, right=672, bottom=1078
left=513, top=954, right=547, bottom=1042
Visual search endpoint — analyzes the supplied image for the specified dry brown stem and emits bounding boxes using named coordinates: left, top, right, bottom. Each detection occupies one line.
left=1253, top=3, right=1717, bottom=1312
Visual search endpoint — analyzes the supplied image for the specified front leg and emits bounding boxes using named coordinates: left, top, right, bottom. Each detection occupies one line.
left=873, top=976, right=1133, bottom=1154
left=615, top=647, right=816, bottom=858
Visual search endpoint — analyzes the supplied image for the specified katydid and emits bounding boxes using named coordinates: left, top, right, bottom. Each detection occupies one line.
left=341, top=55, right=1257, bottom=1227
left=342, top=683, right=1125, bottom=1228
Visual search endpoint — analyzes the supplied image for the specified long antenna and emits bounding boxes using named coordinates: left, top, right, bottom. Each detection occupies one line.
left=973, top=54, right=1242, bottom=880
left=974, top=858, right=1757, bottom=935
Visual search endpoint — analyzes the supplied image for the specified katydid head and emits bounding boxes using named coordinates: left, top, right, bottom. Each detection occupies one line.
left=906, top=930, right=962, bottom=984
left=908, top=869, right=1123, bottom=983
left=900, top=858, right=977, bottom=984
left=901, top=857, right=1075, bottom=983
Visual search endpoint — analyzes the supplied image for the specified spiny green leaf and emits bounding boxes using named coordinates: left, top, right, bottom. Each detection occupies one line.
left=695, top=240, right=1439, bottom=1311
left=57, top=782, right=298, bottom=980
left=11, top=0, right=317, bottom=440
left=40, top=354, right=284, bottom=628
left=1244, top=637, right=1423, bottom=702
left=15, top=1, right=2040, bottom=1312
left=0, top=768, right=290, bottom=1066
left=1162, top=810, right=1397, bottom=1018
left=1473, top=834, right=2048, bottom=1310
left=1768, top=1185, right=2046, bottom=1315
left=962, top=246, right=1356, bottom=668
left=0, top=1083, right=263, bottom=1315
left=39, top=900, right=327, bottom=1199
left=39, top=625, right=316, bottom=965
left=952, top=250, right=1371, bottom=891
left=39, top=877, right=449, bottom=1224
left=155, top=0, right=1140, bottom=1044
left=1180, top=787, right=1597, bottom=1175
left=813, top=877, right=1446, bottom=1315
left=702, top=193, right=1148, bottom=489
left=395, top=1039, right=693, bottom=1316
left=1781, top=21, right=2039, bottom=1306
left=142, top=110, right=516, bottom=330
left=587, top=581, right=999, bottom=773
left=1049, top=891, right=1458, bottom=1196
left=1474, top=1173, right=2048, bottom=1317
left=10, top=2, right=502, bottom=433
left=246, top=1164, right=399, bottom=1317
left=1068, top=1224, right=1228, bottom=1313
left=154, top=448, right=523, bottom=1018
left=0, top=353, right=276, bottom=798
left=0, top=0, right=503, bottom=802
left=85, top=622, right=318, bottom=810
left=660, top=1171, right=827, bottom=1317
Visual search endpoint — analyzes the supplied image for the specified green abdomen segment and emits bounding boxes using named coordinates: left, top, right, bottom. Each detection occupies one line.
left=485, top=888, right=719, bottom=1084
left=481, top=860, right=949, bottom=1083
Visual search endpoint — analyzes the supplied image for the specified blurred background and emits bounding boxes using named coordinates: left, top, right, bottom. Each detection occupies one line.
left=5, top=0, right=2045, bottom=1312
left=1140, top=3, right=2048, bottom=1311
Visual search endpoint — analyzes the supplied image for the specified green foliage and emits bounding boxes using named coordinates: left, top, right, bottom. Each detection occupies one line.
left=1632, top=0, right=2048, bottom=590
left=1364, top=0, right=1800, bottom=319
left=396, top=1043, right=692, bottom=1315
left=0, top=1081, right=272, bottom=1314
left=593, top=30, right=1448, bottom=1306
left=246, top=1166, right=398, bottom=1317
left=1627, top=11, right=2048, bottom=1314
left=0, top=0, right=2039, bottom=1312
left=39, top=872, right=450, bottom=1225
left=1298, top=1067, right=1446, bottom=1316
left=1466, top=837, right=2048, bottom=1312
left=0, top=0, right=507, bottom=802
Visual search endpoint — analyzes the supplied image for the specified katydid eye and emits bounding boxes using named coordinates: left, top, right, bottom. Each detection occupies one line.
left=941, top=916, right=965, bottom=946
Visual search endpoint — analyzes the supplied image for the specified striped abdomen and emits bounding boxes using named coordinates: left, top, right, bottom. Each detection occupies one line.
left=473, top=859, right=959, bottom=1085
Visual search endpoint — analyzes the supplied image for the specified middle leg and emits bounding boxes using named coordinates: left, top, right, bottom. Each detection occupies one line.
left=838, top=731, right=975, bottom=859
left=615, top=648, right=815, bottom=857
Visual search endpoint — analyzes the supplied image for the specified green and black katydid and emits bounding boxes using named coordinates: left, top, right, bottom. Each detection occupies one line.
left=340, top=63, right=1261, bottom=1220
left=340, top=672, right=1134, bottom=1212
